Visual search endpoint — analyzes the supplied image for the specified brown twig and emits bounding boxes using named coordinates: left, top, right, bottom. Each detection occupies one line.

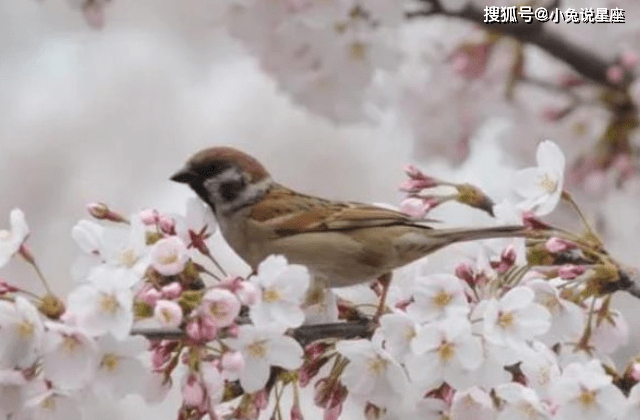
left=131, top=319, right=375, bottom=345
left=406, top=0, right=633, bottom=87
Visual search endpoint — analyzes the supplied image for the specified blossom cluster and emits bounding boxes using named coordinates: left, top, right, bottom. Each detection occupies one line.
left=1, top=140, right=640, bottom=420
left=0, top=199, right=312, bottom=420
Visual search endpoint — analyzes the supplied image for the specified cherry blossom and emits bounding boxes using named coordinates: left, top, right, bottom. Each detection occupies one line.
left=513, top=140, right=566, bottom=216
left=66, top=267, right=134, bottom=340
left=519, top=341, right=561, bottom=400
left=406, top=317, right=483, bottom=392
left=227, top=325, right=303, bottom=393
left=93, top=334, right=149, bottom=399
left=377, top=311, right=418, bottom=361
left=0, top=369, right=27, bottom=419
left=528, top=279, right=584, bottom=345
left=149, top=236, right=189, bottom=276
left=41, top=323, right=97, bottom=391
left=406, top=273, right=469, bottom=322
left=153, top=300, right=183, bottom=329
left=0, top=209, right=29, bottom=268
left=336, top=337, right=408, bottom=407
left=495, top=382, right=551, bottom=420
left=551, top=360, right=625, bottom=420
left=17, top=388, right=82, bottom=420
left=0, top=297, right=44, bottom=369
left=92, top=216, right=150, bottom=287
left=450, top=387, right=496, bottom=420
left=200, top=288, right=241, bottom=328
left=482, top=286, right=551, bottom=347
left=249, top=255, right=310, bottom=330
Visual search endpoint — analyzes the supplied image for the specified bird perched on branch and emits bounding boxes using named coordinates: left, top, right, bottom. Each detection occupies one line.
left=171, top=146, right=529, bottom=317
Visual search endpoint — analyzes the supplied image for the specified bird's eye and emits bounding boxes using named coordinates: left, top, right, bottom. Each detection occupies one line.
left=219, top=179, right=245, bottom=201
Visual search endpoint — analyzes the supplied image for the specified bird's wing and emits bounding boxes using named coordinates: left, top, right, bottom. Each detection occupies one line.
left=250, top=185, right=435, bottom=235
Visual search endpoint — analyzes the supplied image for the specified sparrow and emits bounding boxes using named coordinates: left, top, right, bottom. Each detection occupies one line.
left=170, top=147, right=529, bottom=309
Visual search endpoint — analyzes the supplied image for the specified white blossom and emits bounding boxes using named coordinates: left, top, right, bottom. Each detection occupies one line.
left=336, top=337, right=408, bottom=407
left=18, top=389, right=82, bottom=420
left=520, top=341, right=561, bottom=400
left=378, top=311, right=418, bottom=361
left=66, top=268, right=134, bottom=339
left=153, top=299, right=184, bottom=329
left=495, top=382, right=550, bottom=420
left=200, top=288, right=241, bottom=328
left=227, top=325, right=303, bottom=393
left=528, top=279, right=584, bottom=345
left=482, top=286, right=551, bottom=347
left=406, top=273, right=469, bottom=322
left=0, top=297, right=44, bottom=369
left=0, top=369, right=27, bottom=419
left=0, top=209, right=29, bottom=268
left=249, top=255, right=310, bottom=331
left=450, top=387, right=497, bottom=420
left=41, top=323, right=97, bottom=391
left=406, top=317, right=483, bottom=392
left=551, top=360, right=625, bottom=420
left=514, top=140, right=565, bottom=216
left=149, top=236, right=189, bottom=276
left=93, top=334, right=149, bottom=399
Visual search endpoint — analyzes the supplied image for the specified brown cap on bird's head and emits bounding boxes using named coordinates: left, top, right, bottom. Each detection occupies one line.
left=170, top=146, right=270, bottom=185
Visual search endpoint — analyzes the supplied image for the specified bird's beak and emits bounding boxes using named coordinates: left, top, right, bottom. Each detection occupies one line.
left=170, top=166, right=197, bottom=184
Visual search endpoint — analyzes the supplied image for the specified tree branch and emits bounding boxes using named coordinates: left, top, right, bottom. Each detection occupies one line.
left=131, top=319, right=375, bottom=345
left=407, top=0, right=632, bottom=87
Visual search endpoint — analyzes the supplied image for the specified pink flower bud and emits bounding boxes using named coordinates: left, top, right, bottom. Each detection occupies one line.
left=399, top=178, right=439, bottom=193
left=323, top=404, right=342, bottom=420
left=225, top=323, right=239, bottom=338
left=185, top=318, right=203, bottom=342
left=235, top=281, right=261, bottom=306
left=305, top=342, right=329, bottom=361
left=606, top=65, right=624, bottom=84
left=403, top=164, right=423, bottom=179
left=558, top=73, right=584, bottom=88
left=159, top=216, right=176, bottom=235
left=455, top=262, right=475, bottom=285
left=138, top=285, right=162, bottom=307
left=630, top=363, right=640, bottom=381
left=182, top=372, right=205, bottom=408
left=221, top=351, right=245, bottom=379
left=87, top=202, right=128, bottom=223
left=558, top=264, right=586, bottom=280
left=200, top=316, right=218, bottom=341
left=152, top=346, right=171, bottom=370
left=154, top=300, right=183, bottom=328
left=0, top=280, right=19, bottom=295
left=291, top=404, right=304, bottom=420
left=545, top=237, right=577, bottom=254
left=18, top=244, right=35, bottom=265
left=491, top=246, right=517, bottom=274
left=541, top=107, right=564, bottom=122
left=522, top=211, right=550, bottom=230
left=400, top=197, right=429, bottom=219
left=161, top=282, right=183, bottom=299
left=140, top=209, right=160, bottom=225
left=254, top=389, right=268, bottom=410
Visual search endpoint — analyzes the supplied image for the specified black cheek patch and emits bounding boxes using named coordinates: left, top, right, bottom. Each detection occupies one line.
left=219, top=180, right=245, bottom=201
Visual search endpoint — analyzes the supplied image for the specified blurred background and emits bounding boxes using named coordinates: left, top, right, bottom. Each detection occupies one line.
left=2, top=0, right=639, bottom=418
